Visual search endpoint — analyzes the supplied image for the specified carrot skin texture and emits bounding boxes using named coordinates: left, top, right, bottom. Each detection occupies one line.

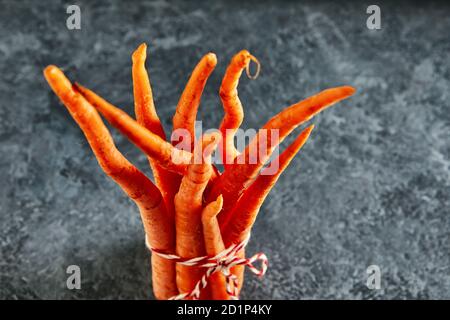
left=172, top=52, right=217, bottom=151
left=220, top=126, right=314, bottom=295
left=132, top=43, right=166, bottom=139
left=174, top=133, right=220, bottom=299
left=208, top=86, right=356, bottom=226
left=74, top=83, right=192, bottom=174
left=218, top=50, right=253, bottom=167
left=43, top=65, right=177, bottom=300
left=201, top=195, right=231, bottom=300
left=171, top=52, right=217, bottom=218
left=132, top=43, right=180, bottom=218
left=222, top=125, right=314, bottom=244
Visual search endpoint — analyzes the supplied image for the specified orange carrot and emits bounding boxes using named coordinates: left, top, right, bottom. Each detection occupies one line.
left=74, top=83, right=192, bottom=174
left=132, top=43, right=180, bottom=218
left=170, top=51, right=217, bottom=214
left=172, top=52, right=217, bottom=151
left=44, top=65, right=177, bottom=300
left=201, top=195, right=231, bottom=300
left=219, top=50, right=259, bottom=167
left=220, top=126, right=314, bottom=295
left=222, top=125, right=314, bottom=244
left=207, top=86, right=356, bottom=226
left=174, top=132, right=220, bottom=299
left=132, top=43, right=166, bottom=139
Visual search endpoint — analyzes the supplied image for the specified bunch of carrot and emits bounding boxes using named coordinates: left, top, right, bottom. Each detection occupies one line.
left=44, top=43, right=355, bottom=300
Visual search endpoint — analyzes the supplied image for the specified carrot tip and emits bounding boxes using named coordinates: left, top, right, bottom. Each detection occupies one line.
left=43, top=65, right=63, bottom=80
left=306, top=124, right=315, bottom=132
left=204, top=52, right=218, bottom=67
left=343, top=85, right=356, bottom=96
left=44, top=65, right=57, bottom=75
left=216, top=194, right=223, bottom=206
left=132, top=43, right=147, bottom=62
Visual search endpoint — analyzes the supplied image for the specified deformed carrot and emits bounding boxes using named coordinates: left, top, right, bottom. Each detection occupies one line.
left=74, top=83, right=192, bottom=174
left=201, top=195, right=230, bottom=300
left=172, top=52, right=217, bottom=151
left=222, top=125, right=315, bottom=244
left=132, top=43, right=180, bottom=217
left=43, top=65, right=177, bottom=300
left=219, top=50, right=259, bottom=167
left=174, top=132, right=220, bottom=299
left=208, top=86, right=356, bottom=226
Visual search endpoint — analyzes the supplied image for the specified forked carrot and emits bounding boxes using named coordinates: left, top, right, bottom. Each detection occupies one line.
left=172, top=52, right=217, bottom=151
left=132, top=43, right=180, bottom=217
left=74, top=83, right=192, bottom=174
left=208, top=86, right=356, bottom=226
left=219, top=50, right=259, bottom=167
left=222, top=125, right=315, bottom=243
left=201, top=195, right=231, bottom=300
left=43, top=65, right=177, bottom=299
left=174, top=132, right=220, bottom=299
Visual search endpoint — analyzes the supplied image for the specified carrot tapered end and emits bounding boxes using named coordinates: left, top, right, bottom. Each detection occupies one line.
left=203, top=195, right=223, bottom=221
left=302, top=124, right=315, bottom=138
left=44, top=65, right=69, bottom=87
left=204, top=52, right=218, bottom=68
left=132, top=43, right=147, bottom=62
left=44, top=65, right=78, bottom=105
left=341, top=85, right=356, bottom=96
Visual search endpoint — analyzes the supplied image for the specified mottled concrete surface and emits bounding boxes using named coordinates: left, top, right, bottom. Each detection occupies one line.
left=0, top=0, right=449, bottom=299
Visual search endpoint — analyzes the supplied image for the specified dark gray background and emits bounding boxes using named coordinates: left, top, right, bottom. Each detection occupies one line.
left=0, top=0, right=449, bottom=299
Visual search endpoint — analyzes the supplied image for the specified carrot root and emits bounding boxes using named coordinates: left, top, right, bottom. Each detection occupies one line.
left=174, top=132, right=220, bottom=298
left=132, top=42, right=180, bottom=218
left=202, top=195, right=231, bottom=300
left=44, top=65, right=178, bottom=299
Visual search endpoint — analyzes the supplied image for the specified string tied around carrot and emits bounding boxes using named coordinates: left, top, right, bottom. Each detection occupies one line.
left=145, top=233, right=268, bottom=300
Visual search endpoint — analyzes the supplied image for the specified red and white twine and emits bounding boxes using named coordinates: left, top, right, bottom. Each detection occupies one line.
left=146, top=234, right=268, bottom=300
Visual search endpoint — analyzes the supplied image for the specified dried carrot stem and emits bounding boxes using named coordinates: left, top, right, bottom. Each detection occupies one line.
left=208, top=86, right=356, bottom=226
left=222, top=125, right=314, bottom=243
left=74, top=83, right=192, bottom=174
left=201, top=195, right=231, bottom=300
left=132, top=43, right=180, bottom=217
left=43, top=65, right=177, bottom=299
left=174, top=132, right=221, bottom=299
left=219, top=50, right=259, bottom=167
left=172, top=52, right=217, bottom=150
